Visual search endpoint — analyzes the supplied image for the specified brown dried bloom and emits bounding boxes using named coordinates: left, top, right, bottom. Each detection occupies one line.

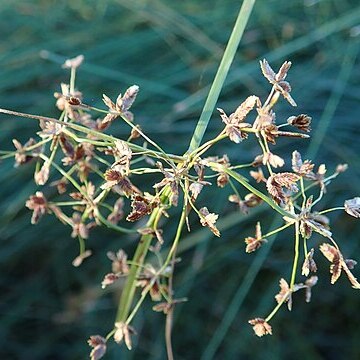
left=248, top=318, right=272, bottom=337
left=344, top=197, right=360, bottom=218
left=25, top=191, right=48, bottom=224
left=137, top=265, right=166, bottom=302
left=102, top=85, right=139, bottom=122
left=250, top=167, right=266, bottom=183
left=287, top=114, right=311, bottom=132
left=229, top=193, right=262, bottom=214
left=12, top=138, right=38, bottom=167
left=101, top=273, right=120, bottom=289
left=266, top=172, right=299, bottom=204
left=70, top=212, right=93, bottom=239
left=107, top=249, right=130, bottom=275
left=87, top=335, right=107, bottom=360
left=260, top=152, right=285, bottom=168
left=101, top=169, right=140, bottom=197
left=245, top=222, right=267, bottom=253
left=292, top=151, right=314, bottom=176
left=302, top=248, right=317, bottom=277
left=126, top=194, right=158, bottom=222
left=199, top=207, right=220, bottom=237
left=260, top=59, right=296, bottom=106
left=114, top=322, right=136, bottom=350
left=319, top=243, right=360, bottom=289
left=34, top=160, right=50, bottom=185
left=218, top=105, right=252, bottom=143
left=112, top=140, right=132, bottom=175
left=153, top=162, right=180, bottom=206
left=275, top=278, right=292, bottom=310
left=107, top=198, right=125, bottom=224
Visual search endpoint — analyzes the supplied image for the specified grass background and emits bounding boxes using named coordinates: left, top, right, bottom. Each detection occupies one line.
left=0, top=0, right=360, bottom=359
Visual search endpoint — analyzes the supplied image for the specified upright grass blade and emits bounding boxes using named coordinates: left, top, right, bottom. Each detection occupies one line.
left=187, top=0, right=256, bottom=153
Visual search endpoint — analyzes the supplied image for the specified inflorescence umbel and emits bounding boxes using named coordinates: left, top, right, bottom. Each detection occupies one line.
left=1, top=55, right=359, bottom=358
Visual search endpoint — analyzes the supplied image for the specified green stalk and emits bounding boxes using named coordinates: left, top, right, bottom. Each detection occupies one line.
left=187, top=0, right=256, bottom=153
left=116, top=188, right=171, bottom=321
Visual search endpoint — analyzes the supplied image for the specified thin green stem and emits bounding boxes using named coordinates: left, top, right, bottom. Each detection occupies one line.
left=290, top=221, right=300, bottom=290
left=318, top=206, right=345, bottom=215
left=265, top=291, right=288, bottom=323
left=95, top=210, right=137, bottom=234
left=262, top=222, right=293, bottom=239
left=187, top=0, right=256, bottom=152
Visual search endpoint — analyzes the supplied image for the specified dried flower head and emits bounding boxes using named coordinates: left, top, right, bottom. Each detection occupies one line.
left=287, top=114, right=311, bottom=132
left=25, top=191, right=48, bottom=224
left=101, top=273, right=120, bottom=289
left=114, top=322, right=136, bottom=350
left=344, top=197, right=360, bottom=218
left=245, top=222, right=267, bottom=253
left=292, top=151, right=314, bottom=176
left=260, top=59, right=296, bottom=106
left=107, top=249, right=129, bottom=275
left=199, top=207, right=220, bottom=237
left=266, top=172, right=299, bottom=204
left=248, top=318, right=272, bottom=337
left=107, top=198, right=125, bottom=224
left=126, top=194, right=158, bottom=222
left=12, top=138, right=39, bottom=167
left=87, top=335, right=106, bottom=360
left=218, top=107, right=252, bottom=143
left=275, top=278, right=292, bottom=310
left=302, top=248, right=317, bottom=277
left=319, top=243, right=360, bottom=289
left=34, top=160, right=50, bottom=185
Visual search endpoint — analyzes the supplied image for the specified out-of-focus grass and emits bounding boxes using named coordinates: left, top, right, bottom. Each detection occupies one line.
left=0, top=0, right=360, bottom=359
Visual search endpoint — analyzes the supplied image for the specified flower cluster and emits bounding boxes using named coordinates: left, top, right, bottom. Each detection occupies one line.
left=0, top=55, right=359, bottom=357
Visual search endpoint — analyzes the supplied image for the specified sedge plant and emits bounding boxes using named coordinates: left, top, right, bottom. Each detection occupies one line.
left=1, top=1, right=360, bottom=359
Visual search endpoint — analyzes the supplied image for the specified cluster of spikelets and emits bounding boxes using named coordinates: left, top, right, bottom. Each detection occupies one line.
left=1, top=55, right=360, bottom=358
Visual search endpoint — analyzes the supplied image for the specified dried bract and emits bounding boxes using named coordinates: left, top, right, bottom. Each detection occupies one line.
left=260, top=59, right=297, bottom=106
left=292, top=151, right=314, bottom=176
left=88, top=335, right=106, bottom=360
left=199, top=207, right=220, bottom=237
left=245, top=222, right=267, bottom=253
left=114, top=322, right=136, bottom=350
left=266, top=172, right=299, bottom=204
left=248, top=318, right=272, bottom=337
left=287, top=114, right=311, bottom=132
left=344, top=197, right=360, bottom=218
left=25, top=192, right=48, bottom=224
left=302, top=248, right=317, bottom=276
left=275, top=278, right=292, bottom=310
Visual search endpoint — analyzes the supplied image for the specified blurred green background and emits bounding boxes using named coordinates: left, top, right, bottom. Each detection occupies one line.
left=1, top=0, right=360, bottom=359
